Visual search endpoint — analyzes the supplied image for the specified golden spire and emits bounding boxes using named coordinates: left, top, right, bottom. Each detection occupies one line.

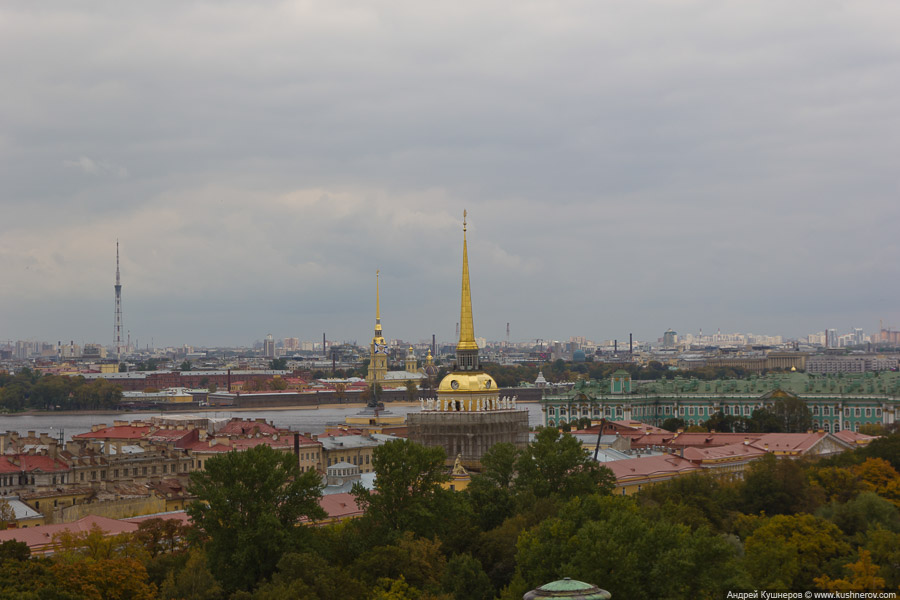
left=375, top=270, right=382, bottom=336
left=458, top=210, right=478, bottom=351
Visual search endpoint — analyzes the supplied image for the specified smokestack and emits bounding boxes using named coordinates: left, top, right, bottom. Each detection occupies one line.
left=323, top=333, right=326, bottom=358
left=614, top=340, right=617, bottom=354
left=227, top=368, right=231, bottom=392
left=629, top=333, right=633, bottom=355
left=432, top=334, right=436, bottom=356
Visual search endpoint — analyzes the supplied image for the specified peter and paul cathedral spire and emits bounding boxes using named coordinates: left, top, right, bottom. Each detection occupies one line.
left=367, top=270, right=388, bottom=384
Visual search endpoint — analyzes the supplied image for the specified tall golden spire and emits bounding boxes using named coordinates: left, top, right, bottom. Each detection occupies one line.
left=458, top=210, right=478, bottom=351
left=375, top=269, right=382, bottom=337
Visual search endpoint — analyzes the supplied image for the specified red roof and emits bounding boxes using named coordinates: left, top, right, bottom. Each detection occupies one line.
left=832, top=430, right=877, bottom=446
left=606, top=455, right=702, bottom=481
left=629, top=432, right=755, bottom=449
left=73, top=425, right=151, bottom=440
left=749, top=432, right=828, bottom=454
left=683, top=442, right=767, bottom=462
left=219, top=419, right=280, bottom=436
left=0, top=515, right=137, bottom=554
left=0, top=512, right=193, bottom=554
left=0, top=454, right=69, bottom=473
left=314, top=493, right=364, bottom=522
left=183, top=440, right=233, bottom=453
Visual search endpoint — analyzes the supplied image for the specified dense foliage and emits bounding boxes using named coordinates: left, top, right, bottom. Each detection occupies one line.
left=0, top=369, right=123, bottom=411
left=2, top=431, right=899, bottom=598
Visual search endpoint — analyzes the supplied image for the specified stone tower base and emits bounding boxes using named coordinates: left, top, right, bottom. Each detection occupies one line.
left=407, top=409, right=529, bottom=469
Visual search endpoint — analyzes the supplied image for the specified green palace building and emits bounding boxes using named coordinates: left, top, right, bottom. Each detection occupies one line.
left=540, top=370, right=900, bottom=433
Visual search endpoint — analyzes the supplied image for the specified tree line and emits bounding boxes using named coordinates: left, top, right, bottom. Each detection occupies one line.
left=1, top=430, right=899, bottom=598
left=0, top=369, right=123, bottom=412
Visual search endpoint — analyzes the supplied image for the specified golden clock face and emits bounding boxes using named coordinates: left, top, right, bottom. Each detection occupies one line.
left=451, top=380, right=459, bottom=390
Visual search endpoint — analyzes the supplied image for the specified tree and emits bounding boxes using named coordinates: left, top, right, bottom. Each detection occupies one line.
left=187, top=444, right=326, bottom=592
left=251, top=551, right=368, bottom=600
left=511, top=494, right=748, bottom=599
left=118, top=362, right=127, bottom=373
left=441, top=553, right=494, bottom=600
left=135, top=518, right=191, bottom=558
left=352, top=439, right=449, bottom=539
left=0, top=540, right=29, bottom=562
left=814, top=550, right=886, bottom=592
left=51, top=558, right=157, bottom=600
left=404, top=379, right=418, bottom=403
left=861, top=432, right=900, bottom=470
left=513, top=428, right=615, bottom=501
left=159, top=549, right=224, bottom=600
left=748, top=407, right=784, bottom=432
left=270, top=358, right=288, bottom=370
left=744, top=514, right=850, bottom=589
left=180, top=360, right=192, bottom=371
left=766, top=396, right=812, bottom=432
left=818, top=492, right=900, bottom=537
left=0, top=500, right=14, bottom=530
left=661, top=417, right=685, bottom=432
left=740, top=454, right=821, bottom=516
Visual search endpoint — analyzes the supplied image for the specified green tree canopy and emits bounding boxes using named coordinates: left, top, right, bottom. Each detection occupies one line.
left=513, top=428, right=615, bottom=502
left=187, top=444, right=325, bottom=592
left=352, top=439, right=450, bottom=541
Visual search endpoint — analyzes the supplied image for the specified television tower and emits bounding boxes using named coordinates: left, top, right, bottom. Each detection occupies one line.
left=114, top=240, right=124, bottom=359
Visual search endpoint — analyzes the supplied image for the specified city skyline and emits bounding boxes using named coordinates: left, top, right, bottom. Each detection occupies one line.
left=2, top=2, right=898, bottom=347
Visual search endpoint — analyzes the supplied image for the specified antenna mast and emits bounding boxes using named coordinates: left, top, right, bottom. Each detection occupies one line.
left=114, top=240, right=124, bottom=360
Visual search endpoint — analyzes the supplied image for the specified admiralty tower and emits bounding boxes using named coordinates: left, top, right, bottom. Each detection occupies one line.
left=407, top=211, right=529, bottom=468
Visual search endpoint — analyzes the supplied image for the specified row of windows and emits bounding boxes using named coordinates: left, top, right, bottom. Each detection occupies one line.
left=326, top=454, right=371, bottom=467
left=550, top=403, right=885, bottom=420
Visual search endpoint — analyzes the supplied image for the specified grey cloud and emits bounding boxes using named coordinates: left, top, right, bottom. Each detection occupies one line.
left=1, top=1, right=898, bottom=345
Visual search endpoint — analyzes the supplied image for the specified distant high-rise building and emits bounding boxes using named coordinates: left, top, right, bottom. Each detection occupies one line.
left=263, top=334, right=275, bottom=358
left=663, top=329, right=677, bottom=348
left=283, top=337, right=300, bottom=352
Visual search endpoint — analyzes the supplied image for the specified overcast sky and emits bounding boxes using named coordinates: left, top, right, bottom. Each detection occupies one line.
left=2, top=1, right=898, bottom=349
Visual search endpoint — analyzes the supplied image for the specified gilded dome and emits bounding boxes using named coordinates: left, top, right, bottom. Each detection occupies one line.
left=437, top=372, right=498, bottom=393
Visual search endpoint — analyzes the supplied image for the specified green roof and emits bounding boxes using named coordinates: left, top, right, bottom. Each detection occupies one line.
left=539, top=578, right=596, bottom=591
left=525, top=577, right=612, bottom=599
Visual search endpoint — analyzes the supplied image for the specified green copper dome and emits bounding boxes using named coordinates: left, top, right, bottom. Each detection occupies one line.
left=523, top=577, right=612, bottom=599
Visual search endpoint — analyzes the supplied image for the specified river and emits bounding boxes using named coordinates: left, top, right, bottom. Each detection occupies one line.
left=0, top=403, right=545, bottom=441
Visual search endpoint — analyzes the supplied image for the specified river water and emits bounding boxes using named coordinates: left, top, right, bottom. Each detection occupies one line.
left=0, top=403, right=545, bottom=441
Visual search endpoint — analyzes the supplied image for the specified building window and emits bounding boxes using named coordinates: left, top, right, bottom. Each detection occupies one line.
left=152, top=466, right=157, bottom=475
left=865, top=408, right=871, bottom=417
left=688, top=407, right=695, bottom=416
left=813, top=406, right=819, bottom=416
left=854, top=408, right=861, bottom=418
left=876, top=408, right=882, bottom=417
left=114, top=469, right=119, bottom=478
left=80, top=472, right=84, bottom=481
left=844, top=408, right=851, bottom=417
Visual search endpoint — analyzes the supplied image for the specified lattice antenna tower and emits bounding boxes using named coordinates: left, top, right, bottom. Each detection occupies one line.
left=114, top=240, right=124, bottom=359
